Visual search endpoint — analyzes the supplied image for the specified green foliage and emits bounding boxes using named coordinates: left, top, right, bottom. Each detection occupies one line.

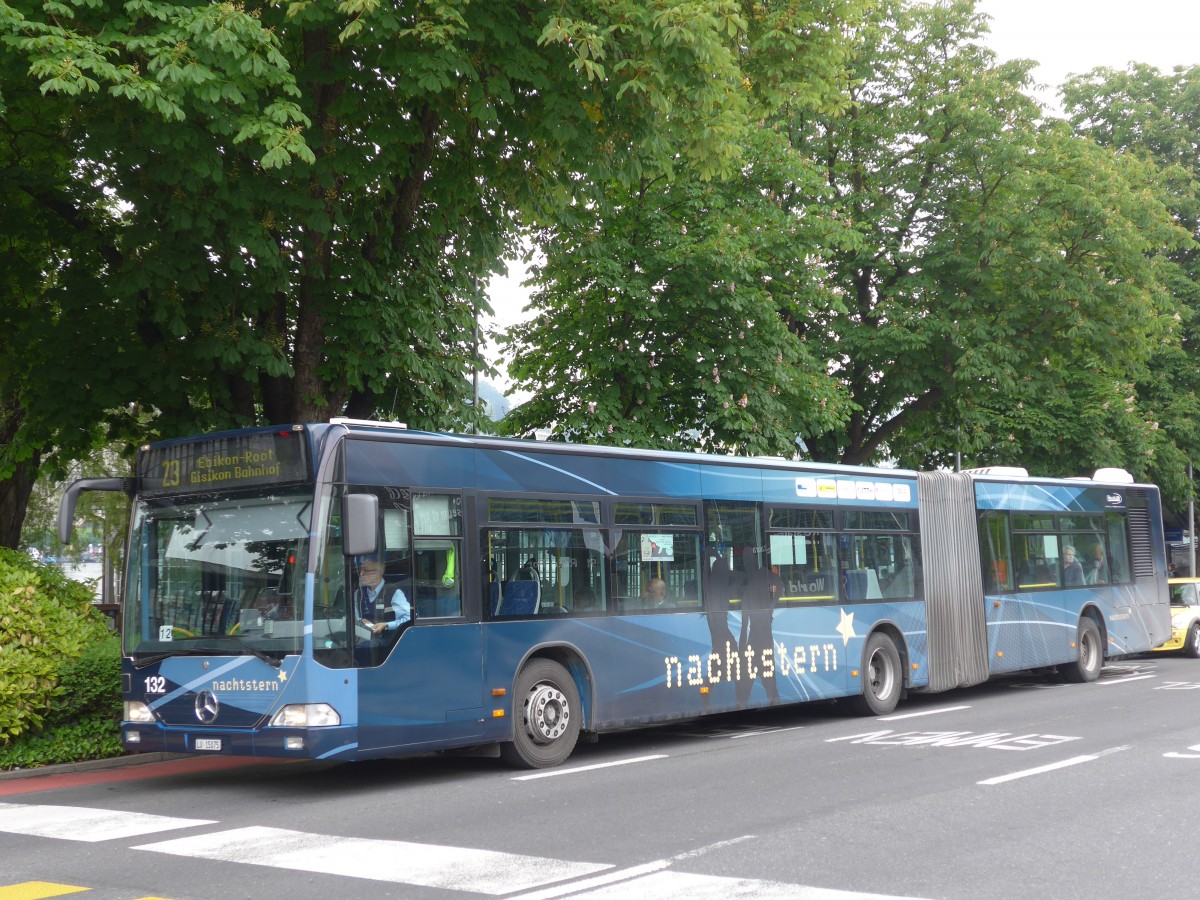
left=503, top=125, right=857, bottom=454
left=0, top=547, right=112, bottom=746
left=4, top=0, right=865, bottom=551
left=0, top=634, right=123, bottom=770
left=50, top=634, right=122, bottom=725
left=505, top=0, right=1187, bottom=477
left=0, top=712, right=122, bottom=770
left=501, top=0, right=871, bottom=453
left=791, top=0, right=1190, bottom=471
left=0, top=0, right=309, bottom=165
left=1063, top=63, right=1200, bottom=510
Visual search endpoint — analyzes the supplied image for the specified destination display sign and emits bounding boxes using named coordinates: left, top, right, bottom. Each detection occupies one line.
left=138, top=430, right=309, bottom=495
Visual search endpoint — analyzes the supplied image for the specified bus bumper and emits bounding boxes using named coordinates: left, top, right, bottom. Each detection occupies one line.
left=120, top=723, right=361, bottom=761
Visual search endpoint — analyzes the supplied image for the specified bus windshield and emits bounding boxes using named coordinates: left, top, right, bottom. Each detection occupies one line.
left=124, top=488, right=313, bottom=661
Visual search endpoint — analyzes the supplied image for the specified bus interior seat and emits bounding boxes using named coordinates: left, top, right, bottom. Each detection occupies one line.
left=882, top=565, right=912, bottom=598
left=496, top=580, right=540, bottom=616
left=845, top=569, right=867, bottom=601
left=865, top=568, right=882, bottom=600
left=201, top=591, right=233, bottom=634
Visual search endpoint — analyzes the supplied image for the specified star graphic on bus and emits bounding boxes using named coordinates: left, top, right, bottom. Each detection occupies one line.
left=836, top=608, right=857, bottom=647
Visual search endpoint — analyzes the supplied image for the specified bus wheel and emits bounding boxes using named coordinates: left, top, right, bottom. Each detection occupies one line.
left=500, top=659, right=581, bottom=769
left=850, top=633, right=902, bottom=716
left=1185, top=623, right=1200, bottom=659
left=1062, top=618, right=1103, bottom=683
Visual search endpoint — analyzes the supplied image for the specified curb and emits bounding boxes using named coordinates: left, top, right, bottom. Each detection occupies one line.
left=0, top=752, right=187, bottom=782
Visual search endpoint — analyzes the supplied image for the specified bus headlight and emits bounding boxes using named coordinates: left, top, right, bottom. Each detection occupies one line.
left=270, top=703, right=341, bottom=727
left=124, top=700, right=156, bottom=723
left=1173, top=613, right=1191, bottom=629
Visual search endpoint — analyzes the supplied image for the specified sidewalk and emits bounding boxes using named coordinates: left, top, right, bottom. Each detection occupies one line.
left=0, top=752, right=184, bottom=782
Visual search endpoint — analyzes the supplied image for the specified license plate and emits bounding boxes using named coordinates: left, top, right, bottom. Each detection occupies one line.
left=194, top=738, right=222, bottom=751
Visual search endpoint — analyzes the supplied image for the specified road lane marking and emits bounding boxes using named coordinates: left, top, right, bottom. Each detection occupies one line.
left=506, top=860, right=673, bottom=900
left=0, top=803, right=214, bottom=842
left=512, top=754, right=667, bottom=780
left=672, top=835, right=757, bottom=860
left=878, top=705, right=971, bottom=721
left=978, top=755, right=1098, bottom=785
left=134, top=826, right=611, bottom=894
left=730, top=726, right=807, bottom=739
left=511, top=869, right=930, bottom=899
left=0, top=884, right=89, bottom=900
left=1164, top=742, right=1200, bottom=758
left=1096, top=675, right=1156, bottom=685
left=828, top=730, right=1078, bottom=750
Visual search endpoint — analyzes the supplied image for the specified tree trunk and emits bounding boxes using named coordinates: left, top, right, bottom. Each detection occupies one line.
left=0, top=457, right=39, bottom=551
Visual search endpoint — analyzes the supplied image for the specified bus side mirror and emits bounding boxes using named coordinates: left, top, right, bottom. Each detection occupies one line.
left=57, top=478, right=134, bottom=545
left=342, top=493, right=379, bottom=558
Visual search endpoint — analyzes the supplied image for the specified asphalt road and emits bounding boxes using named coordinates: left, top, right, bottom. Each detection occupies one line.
left=2, top=653, right=1198, bottom=900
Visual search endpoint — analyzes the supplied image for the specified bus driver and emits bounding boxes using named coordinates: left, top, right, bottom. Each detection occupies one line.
left=356, top=556, right=411, bottom=637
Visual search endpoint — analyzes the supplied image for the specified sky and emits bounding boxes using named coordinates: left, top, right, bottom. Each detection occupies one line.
left=977, top=0, right=1200, bottom=110
left=483, top=1, right=1200, bottom=387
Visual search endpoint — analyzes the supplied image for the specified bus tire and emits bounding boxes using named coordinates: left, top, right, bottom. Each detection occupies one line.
left=849, top=632, right=902, bottom=716
left=1062, top=617, right=1103, bottom=683
left=500, top=659, right=581, bottom=769
left=1185, top=623, right=1200, bottom=659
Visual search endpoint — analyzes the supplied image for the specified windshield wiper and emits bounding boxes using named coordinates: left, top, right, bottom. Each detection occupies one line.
left=212, top=635, right=283, bottom=668
left=132, top=646, right=220, bottom=669
left=132, top=653, right=172, bottom=669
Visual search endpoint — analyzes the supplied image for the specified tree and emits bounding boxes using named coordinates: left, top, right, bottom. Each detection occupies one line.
left=502, top=124, right=856, bottom=454
left=1062, top=63, right=1200, bottom=507
left=501, top=0, right=871, bottom=453
left=1, top=0, right=309, bottom=547
left=792, top=0, right=1188, bottom=474
left=3, top=0, right=820, bottom=546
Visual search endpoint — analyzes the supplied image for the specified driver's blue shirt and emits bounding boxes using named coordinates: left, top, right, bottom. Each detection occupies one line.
left=358, top=581, right=411, bottom=631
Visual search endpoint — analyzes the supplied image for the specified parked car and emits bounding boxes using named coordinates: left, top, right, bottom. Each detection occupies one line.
left=1154, top=577, right=1200, bottom=657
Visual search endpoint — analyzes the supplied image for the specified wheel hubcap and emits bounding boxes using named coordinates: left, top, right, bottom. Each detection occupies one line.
left=1082, top=632, right=1097, bottom=669
left=868, top=650, right=894, bottom=698
left=525, top=683, right=569, bottom=744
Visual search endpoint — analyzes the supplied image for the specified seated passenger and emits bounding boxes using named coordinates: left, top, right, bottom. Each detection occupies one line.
left=644, top=577, right=672, bottom=609
left=1084, top=545, right=1108, bottom=584
left=1062, top=546, right=1085, bottom=586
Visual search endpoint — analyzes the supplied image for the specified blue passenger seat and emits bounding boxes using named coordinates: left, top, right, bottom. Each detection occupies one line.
left=496, top=580, right=540, bottom=617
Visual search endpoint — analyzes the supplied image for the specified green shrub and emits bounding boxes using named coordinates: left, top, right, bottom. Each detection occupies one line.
left=47, top=634, right=123, bottom=724
left=0, top=635, right=123, bottom=769
left=0, top=548, right=114, bottom=747
left=0, top=713, right=122, bottom=769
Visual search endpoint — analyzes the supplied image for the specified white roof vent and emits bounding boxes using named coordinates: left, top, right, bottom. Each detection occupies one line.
left=1093, top=467, right=1134, bottom=484
left=963, top=466, right=1029, bottom=478
left=329, top=417, right=408, bottom=430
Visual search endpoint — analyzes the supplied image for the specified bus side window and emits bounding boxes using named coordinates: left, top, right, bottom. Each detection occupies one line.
left=413, top=540, right=462, bottom=617
left=978, top=513, right=1013, bottom=592
left=411, top=494, right=463, bottom=619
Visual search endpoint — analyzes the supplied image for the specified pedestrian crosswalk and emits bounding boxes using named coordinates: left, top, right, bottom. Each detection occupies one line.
left=0, top=802, right=924, bottom=899
left=136, top=825, right=610, bottom=894
left=0, top=803, right=212, bottom=842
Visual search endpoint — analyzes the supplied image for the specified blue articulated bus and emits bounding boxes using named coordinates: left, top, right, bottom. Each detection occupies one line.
left=58, top=421, right=1171, bottom=768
